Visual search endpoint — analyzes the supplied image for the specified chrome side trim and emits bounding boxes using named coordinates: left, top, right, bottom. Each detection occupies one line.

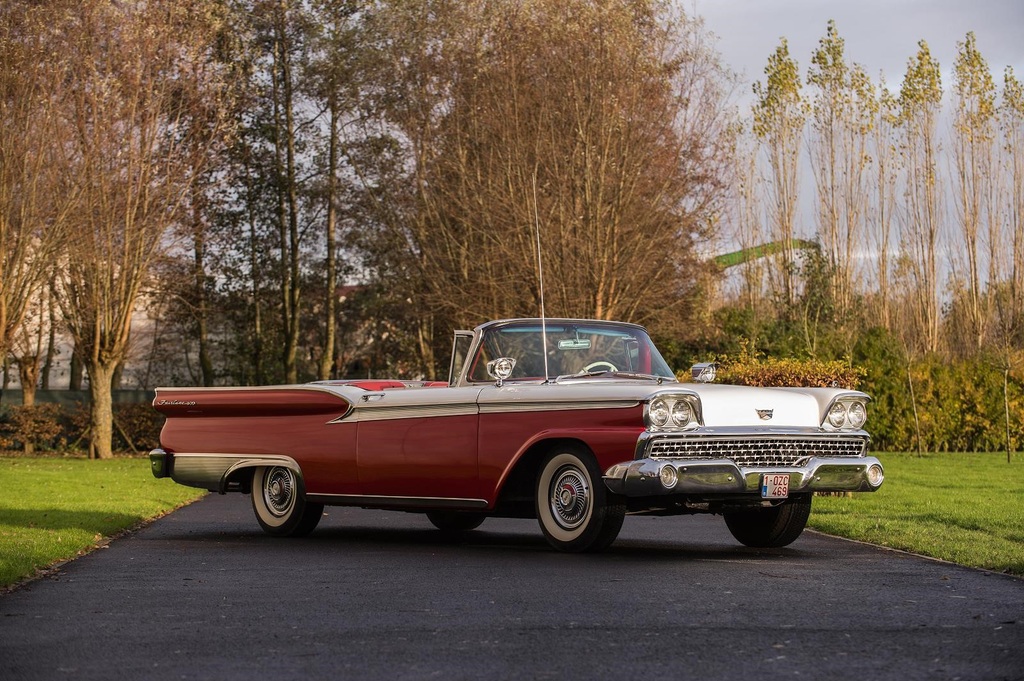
left=478, top=400, right=639, bottom=414
left=169, top=452, right=301, bottom=493
left=306, top=493, right=489, bottom=510
left=333, top=403, right=479, bottom=423
left=332, top=398, right=639, bottom=423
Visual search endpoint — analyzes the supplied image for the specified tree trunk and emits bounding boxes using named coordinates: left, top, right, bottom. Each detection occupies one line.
left=42, top=290, right=57, bottom=390
left=18, top=359, right=39, bottom=456
left=320, top=101, right=339, bottom=381
left=194, top=202, right=214, bottom=387
left=1, top=355, right=9, bottom=407
left=86, top=362, right=115, bottom=459
left=18, top=361, right=38, bottom=407
left=907, top=363, right=922, bottom=457
left=70, top=344, right=83, bottom=391
left=1006, top=368, right=1012, bottom=464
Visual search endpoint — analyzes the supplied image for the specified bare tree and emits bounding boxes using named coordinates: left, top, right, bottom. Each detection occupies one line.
left=0, top=2, right=77, bottom=404
left=53, top=0, right=229, bottom=458
left=359, top=0, right=734, bottom=374
left=1000, top=68, right=1024, bottom=335
left=807, top=21, right=875, bottom=319
left=897, top=40, right=944, bottom=354
left=950, top=32, right=997, bottom=353
left=727, top=124, right=767, bottom=318
left=869, top=79, right=901, bottom=330
left=306, top=0, right=361, bottom=380
left=753, top=38, right=807, bottom=308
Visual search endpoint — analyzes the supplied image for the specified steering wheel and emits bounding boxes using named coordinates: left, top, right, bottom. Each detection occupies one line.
left=581, top=360, right=618, bottom=373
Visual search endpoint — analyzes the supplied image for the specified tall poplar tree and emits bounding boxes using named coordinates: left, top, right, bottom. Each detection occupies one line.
left=950, top=32, right=997, bottom=353
left=753, top=38, right=806, bottom=308
left=807, top=21, right=875, bottom=319
left=897, top=40, right=943, bottom=354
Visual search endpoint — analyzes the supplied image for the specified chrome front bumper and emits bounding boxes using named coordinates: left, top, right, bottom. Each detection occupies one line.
left=602, top=455, right=884, bottom=497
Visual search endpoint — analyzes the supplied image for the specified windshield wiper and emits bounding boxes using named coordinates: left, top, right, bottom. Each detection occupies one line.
left=555, top=370, right=667, bottom=383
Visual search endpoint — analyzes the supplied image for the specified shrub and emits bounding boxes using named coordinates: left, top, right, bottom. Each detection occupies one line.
left=5, top=404, right=65, bottom=451
left=112, top=403, right=164, bottom=452
left=710, top=346, right=865, bottom=389
left=0, top=400, right=164, bottom=455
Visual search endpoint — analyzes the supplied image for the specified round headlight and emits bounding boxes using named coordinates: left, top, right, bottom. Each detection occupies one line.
left=649, top=398, right=670, bottom=427
left=847, top=402, right=867, bottom=429
left=671, top=400, right=692, bottom=427
left=827, top=402, right=848, bottom=428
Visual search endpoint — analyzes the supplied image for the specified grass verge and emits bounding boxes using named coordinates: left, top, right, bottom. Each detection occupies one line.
left=0, top=457, right=205, bottom=589
left=810, top=452, right=1024, bottom=575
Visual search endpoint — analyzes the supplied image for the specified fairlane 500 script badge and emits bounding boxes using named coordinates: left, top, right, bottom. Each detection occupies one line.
left=157, top=399, right=197, bottom=407
left=756, top=409, right=773, bottom=420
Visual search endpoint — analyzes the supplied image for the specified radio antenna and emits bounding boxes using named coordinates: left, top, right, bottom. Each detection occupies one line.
left=532, top=171, right=550, bottom=383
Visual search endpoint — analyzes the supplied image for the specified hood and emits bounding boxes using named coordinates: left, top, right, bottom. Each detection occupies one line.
left=684, top=383, right=832, bottom=428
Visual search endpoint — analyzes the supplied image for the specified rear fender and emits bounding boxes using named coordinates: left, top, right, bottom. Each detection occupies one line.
left=222, top=456, right=303, bottom=494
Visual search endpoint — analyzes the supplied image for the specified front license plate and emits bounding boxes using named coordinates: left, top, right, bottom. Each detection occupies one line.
left=761, top=473, right=790, bottom=499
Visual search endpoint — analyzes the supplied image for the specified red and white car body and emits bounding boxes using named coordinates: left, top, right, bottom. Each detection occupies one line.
left=150, top=319, right=883, bottom=552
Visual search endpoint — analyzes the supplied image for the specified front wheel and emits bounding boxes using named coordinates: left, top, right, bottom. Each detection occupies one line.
left=251, top=466, right=324, bottom=537
left=535, top=446, right=625, bottom=553
left=723, top=494, right=812, bottom=548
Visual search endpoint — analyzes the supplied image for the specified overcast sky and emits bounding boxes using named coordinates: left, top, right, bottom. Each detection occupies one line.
left=693, top=0, right=1024, bottom=105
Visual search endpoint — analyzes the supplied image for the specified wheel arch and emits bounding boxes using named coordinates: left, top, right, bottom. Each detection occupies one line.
left=493, top=436, right=595, bottom=517
left=221, top=456, right=303, bottom=495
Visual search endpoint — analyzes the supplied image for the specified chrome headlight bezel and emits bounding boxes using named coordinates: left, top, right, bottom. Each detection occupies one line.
left=822, top=397, right=869, bottom=431
left=644, top=394, right=702, bottom=432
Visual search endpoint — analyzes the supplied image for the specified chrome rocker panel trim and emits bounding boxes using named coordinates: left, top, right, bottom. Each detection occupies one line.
left=602, top=455, right=884, bottom=497
left=306, top=493, right=489, bottom=510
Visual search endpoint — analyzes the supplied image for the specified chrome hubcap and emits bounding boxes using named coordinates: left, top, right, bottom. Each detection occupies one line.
left=549, top=464, right=590, bottom=530
left=264, top=467, right=295, bottom=517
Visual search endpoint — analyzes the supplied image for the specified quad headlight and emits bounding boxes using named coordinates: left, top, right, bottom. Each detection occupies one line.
left=847, top=401, right=867, bottom=429
left=645, top=395, right=700, bottom=431
left=822, top=398, right=869, bottom=431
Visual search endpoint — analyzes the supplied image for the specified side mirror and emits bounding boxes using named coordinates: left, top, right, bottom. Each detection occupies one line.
left=691, top=362, right=717, bottom=383
left=486, top=357, right=517, bottom=387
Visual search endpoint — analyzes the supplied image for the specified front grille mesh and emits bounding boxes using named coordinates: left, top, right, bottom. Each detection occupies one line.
left=648, top=436, right=866, bottom=468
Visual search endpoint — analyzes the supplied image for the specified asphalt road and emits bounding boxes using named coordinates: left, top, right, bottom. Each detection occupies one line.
left=1, top=493, right=1021, bottom=681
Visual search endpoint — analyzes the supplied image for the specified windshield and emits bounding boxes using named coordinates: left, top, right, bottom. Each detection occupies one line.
left=466, top=321, right=676, bottom=382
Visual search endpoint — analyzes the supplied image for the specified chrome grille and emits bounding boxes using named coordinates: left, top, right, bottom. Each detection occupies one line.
left=648, top=436, right=866, bottom=468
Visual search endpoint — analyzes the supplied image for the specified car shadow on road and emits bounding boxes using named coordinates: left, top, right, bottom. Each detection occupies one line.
left=151, top=520, right=810, bottom=564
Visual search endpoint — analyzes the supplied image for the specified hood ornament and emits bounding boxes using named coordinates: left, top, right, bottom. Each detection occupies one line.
left=756, top=409, right=773, bottom=421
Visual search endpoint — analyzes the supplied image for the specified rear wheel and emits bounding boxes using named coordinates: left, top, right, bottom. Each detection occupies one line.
left=535, top=446, right=625, bottom=553
left=426, top=511, right=486, bottom=532
left=251, top=466, right=323, bottom=537
left=723, top=494, right=812, bottom=548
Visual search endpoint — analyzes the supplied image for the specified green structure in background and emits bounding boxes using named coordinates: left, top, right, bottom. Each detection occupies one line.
left=712, top=239, right=819, bottom=269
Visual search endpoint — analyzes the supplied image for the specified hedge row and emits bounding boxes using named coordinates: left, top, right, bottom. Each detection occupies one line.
left=696, top=333, right=1023, bottom=452
left=0, top=403, right=163, bottom=455
left=714, top=354, right=865, bottom=390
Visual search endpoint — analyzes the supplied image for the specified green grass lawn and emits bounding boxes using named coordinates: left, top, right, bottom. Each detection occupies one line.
left=0, top=457, right=204, bottom=589
left=810, top=452, right=1024, bottom=575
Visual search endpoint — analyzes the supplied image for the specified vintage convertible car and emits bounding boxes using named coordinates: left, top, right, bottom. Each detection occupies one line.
left=150, top=318, right=883, bottom=552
